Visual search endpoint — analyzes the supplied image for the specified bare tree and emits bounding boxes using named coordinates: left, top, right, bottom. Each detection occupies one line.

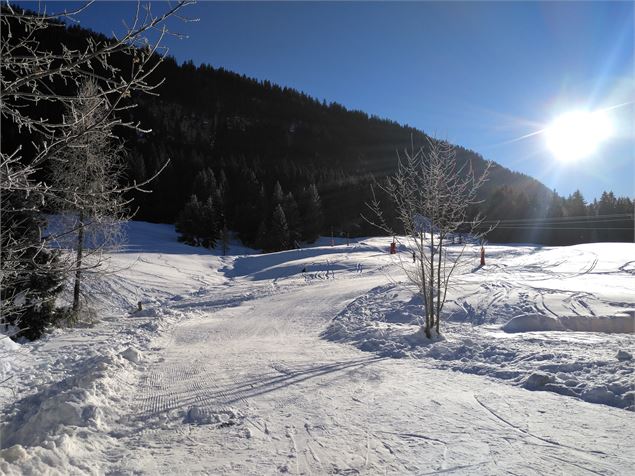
left=0, top=1, right=194, bottom=331
left=1, top=1, right=193, bottom=192
left=49, top=80, right=129, bottom=315
left=365, top=137, right=491, bottom=338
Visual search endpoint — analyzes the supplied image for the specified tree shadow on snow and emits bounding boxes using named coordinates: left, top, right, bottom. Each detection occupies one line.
left=134, top=356, right=385, bottom=423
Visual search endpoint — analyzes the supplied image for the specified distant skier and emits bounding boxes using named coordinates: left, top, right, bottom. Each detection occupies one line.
left=412, top=251, right=416, bottom=263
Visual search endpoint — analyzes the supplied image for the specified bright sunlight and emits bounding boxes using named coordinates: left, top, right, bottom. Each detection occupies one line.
left=545, top=110, right=613, bottom=162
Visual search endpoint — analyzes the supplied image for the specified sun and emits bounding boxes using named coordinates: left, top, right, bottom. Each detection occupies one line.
left=545, top=110, right=613, bottom=162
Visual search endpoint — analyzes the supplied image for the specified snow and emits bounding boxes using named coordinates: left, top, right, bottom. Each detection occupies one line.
left=326, top=279, right=634, bottom=410
left=502, top=312, right=635, bottom=333
left=1, top=222, right=634, bottom=474
left=502, top=313, right=566, bottom=332
left=120, top=346, right=142, bottom=364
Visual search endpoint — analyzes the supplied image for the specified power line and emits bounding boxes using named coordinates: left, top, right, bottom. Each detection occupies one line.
left=483, top=226, right=633, bottom=230
left=474, top=219, right=633, bottom=228
left=479, top=218, right=632, bottom=226
left=477, top=213, right=633, bottom=225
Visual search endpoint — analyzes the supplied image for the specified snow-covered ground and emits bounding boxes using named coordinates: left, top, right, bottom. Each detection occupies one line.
left=326, top=243, right=635, bottom=409
left=1, top=221, right=633, bottom=474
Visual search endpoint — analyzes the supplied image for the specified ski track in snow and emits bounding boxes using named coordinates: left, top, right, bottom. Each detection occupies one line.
left=1, top=222, right=634, bottom=474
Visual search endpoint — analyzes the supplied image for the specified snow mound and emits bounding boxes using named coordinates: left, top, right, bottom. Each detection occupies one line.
left=132, top=307, right=162, bottom=317
left=183, top=406, right=243, bottom=427
left=580, top=386, right=618, bottom=406
left=559, top=313, right=634, bottom=333
left=0, top=445, right=28, bottom=464
left=523, top=372, right=555, bottom=389
left=120, top=346, right=142, bottom=364
left=503, top=314, right=566, bottom=333
left=0, top=336, right=20, bottom=387
left=0, top=352, right=133, bottom=450
left=616, top=350, right=632, bottom=361
left=0, top=336, right=19, bottom=351
left=323, top=284, right=444, bottom=358
left=503, top=312, right=634, bottom=334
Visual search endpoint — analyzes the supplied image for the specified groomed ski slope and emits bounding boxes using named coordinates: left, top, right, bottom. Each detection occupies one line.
left=1, top=221, right=633, bottom=475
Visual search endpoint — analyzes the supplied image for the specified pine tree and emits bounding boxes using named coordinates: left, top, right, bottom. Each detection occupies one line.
left=269, top=204, right=290, bottom=251
left=597, top=191, right=617, bottom=216
left=300, top=184, right=323, bottom=243
left=221, top=224, right=230, bottom=256
left=198, top=196, right=219, bottom=248
left=176, top=195, right=218, bottom=248
left=615, top=196, right=634, bottom=242
left=546, top=191, right=565, bottom=244
left=272, top=181, right=284, bottom=207
left=282, top=192, right=301, bottom=247
left=256, top=218, right=269, bottom=251
left=192, top=168, right=218, bottom=202
left=564, top=190, right=589, bottom=244
left=1, top=192, right=64, bottom=340
left=176, top=195, right=202, bottom=245
left=233, top=168, right=264, bottom=244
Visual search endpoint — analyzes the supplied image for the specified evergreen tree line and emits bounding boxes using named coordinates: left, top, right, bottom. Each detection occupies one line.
left=115, top=56, right=565, bottom=246
left=175, top=164, right=324, bottom=251
left=481, top=187, right=633, bottom=245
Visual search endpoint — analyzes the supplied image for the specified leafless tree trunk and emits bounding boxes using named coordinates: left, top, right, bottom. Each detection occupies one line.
left=72, top=212, right=85, bottom=313
left=365, top=137, right=492, bottom=338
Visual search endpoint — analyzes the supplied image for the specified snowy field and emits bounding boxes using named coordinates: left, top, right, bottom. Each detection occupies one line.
left=1, top=221, right=634, bottom=474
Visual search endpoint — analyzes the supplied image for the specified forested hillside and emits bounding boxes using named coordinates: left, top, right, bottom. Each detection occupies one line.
left=3, top=12, right=632, bottom=247
left=122, top=58, right=560, bottom=245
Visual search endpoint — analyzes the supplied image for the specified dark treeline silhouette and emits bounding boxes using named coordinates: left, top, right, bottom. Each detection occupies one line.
left=4, top=11, right=633, bottom=251
left=480, top=188, right=633, bottom=244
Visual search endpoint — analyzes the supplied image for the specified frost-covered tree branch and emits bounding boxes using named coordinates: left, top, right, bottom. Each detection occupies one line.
left=364, top=137, right=492, bottom=338
left=1, top=1, right=194, bottom=175
left=49, top=79, right=130, bottom=315
left=0, top=1, right=194, bottom=336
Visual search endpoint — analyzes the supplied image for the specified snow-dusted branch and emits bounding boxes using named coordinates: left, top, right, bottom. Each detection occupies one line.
left=1, top=1, right=194, bottom=337
left=365, top=137, right=492, bottom=338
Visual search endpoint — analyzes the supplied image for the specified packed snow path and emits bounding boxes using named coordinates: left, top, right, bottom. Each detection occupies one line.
left=107, top=278, right=631, bottom=475
left=1, top=223, right=633, bottom=474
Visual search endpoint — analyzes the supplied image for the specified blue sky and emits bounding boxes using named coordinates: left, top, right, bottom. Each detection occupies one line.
left=21, top=1, right=634, bottom=200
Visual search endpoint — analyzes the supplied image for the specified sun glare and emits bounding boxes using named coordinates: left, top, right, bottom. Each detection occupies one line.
left=545, top=110, right=613, bottom=162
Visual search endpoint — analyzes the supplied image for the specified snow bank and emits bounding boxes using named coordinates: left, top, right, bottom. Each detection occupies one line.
left=503, top=311, right=634, bottom=334
left=0, top=336, right=20, bottom=376
left=559, top=311, right=634, bottom=333
left=0, top=298, right=185, bottom=474
left=0, top=350, right=137, bottom=475
left=1, top=352, right=132, bottom=449
left=120, top=346, right=142, bottom=364
left=502, top=314, right=566, bottom=332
